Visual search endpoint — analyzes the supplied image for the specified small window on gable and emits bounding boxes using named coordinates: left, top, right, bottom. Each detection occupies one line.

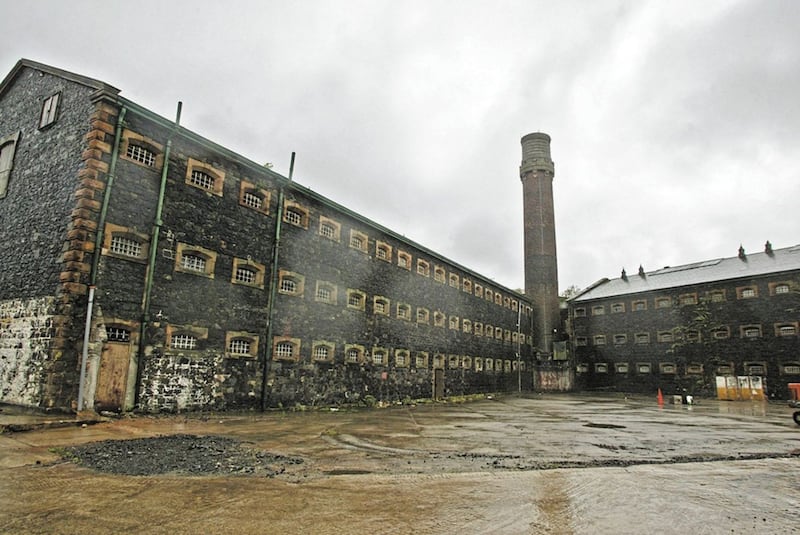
left=417, top=259, right=430, bottom=277
left=39, top=92, right=60, bottom=129
left=347, top=289, right=366, bottom=310
left=397, top=250, right=412, bottom=270
left=375, top=241, right=392, bottom=262
left=121, top=130, right=163, bottom=169
left=231, top=258, right=265, bottom=289
left=0, top=131, right=21, bottom=198
left=315, top=281, right=338, bottom=304
left=174, top=243, right=216, bottom=278
left=448, top=273, right=459, bottom=288
left=283, top=201, right=309, bottom=229
left=239, top=180, right=270, bottom=214
left=349, top=230, right=368, bottom=252
left=416, top=307, right=430, bottom=324
left=319, top=217, right=341, bottom=241
left=226, top=332, right=259, bottom=359
left=434, top=266, right=446, bottom=283
left=278, top=270, right=305, bottom=296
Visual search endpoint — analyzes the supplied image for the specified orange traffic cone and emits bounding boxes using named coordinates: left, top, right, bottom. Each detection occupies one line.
left=657, top=388, right=664, bottom=406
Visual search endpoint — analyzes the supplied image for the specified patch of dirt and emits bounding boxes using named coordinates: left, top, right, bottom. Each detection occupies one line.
left=62, top=434, right=303, bottom=477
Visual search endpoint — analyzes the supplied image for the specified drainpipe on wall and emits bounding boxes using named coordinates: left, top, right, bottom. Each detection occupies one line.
left=133, top=102, right=181, bottom=409
left=260, top=152, right=294, bottom=411
left=77, top=106, right=127, bottom=412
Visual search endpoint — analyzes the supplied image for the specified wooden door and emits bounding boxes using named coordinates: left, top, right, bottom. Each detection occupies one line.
left=433, top=368, right=444, bottom=400
left=95, top=327, right=132, bottom=411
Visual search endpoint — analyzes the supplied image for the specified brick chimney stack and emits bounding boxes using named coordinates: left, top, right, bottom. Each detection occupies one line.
left=520, top=133, right=559, bottom=357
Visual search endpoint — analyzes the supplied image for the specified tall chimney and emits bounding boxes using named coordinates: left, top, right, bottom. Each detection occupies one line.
left=520, top=133, right=559, bottom=357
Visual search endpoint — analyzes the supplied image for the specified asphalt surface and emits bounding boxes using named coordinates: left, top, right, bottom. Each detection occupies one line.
left=1, top=394, right=798, bottom=534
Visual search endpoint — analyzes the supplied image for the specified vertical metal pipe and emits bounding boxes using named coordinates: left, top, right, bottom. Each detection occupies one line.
left=260, top=152, right=294, bottom=411
left=76, top=286, right=96, bottom=411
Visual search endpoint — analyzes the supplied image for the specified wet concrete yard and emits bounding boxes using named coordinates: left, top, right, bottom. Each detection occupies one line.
left=1, top=394, right=799, bottom=534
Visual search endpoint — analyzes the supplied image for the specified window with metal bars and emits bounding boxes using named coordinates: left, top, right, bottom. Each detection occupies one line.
left=110, top=235, right=142, bottom=258
left=242, top=191, right=263, bottom=209
left=106, top=327, right=131, bottom=343
left=126, top=144, right=155, bottom=167
left=190, top=169, right=215, bottom=190
left=234, top=266, right=256, bottom=284
left=229, top=339, right=251, bottom=355
left=313, top=345, right=330, bottom=360
left=171, top=333, right=198, bottom=350
left=280, top=278, right=297, bottom=293
left=275, top=341, right=295, bottom=358
left=181, top=254, right=206, bottom=272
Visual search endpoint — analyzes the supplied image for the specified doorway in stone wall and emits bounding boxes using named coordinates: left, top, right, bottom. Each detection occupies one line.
left=433, top=368, right=444, bottom=400
left=95, top=326, right=132, bottom=411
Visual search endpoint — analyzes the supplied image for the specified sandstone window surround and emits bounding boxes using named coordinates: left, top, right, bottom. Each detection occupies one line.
left=637, top=363, right=652, bottom=374
left=225, top=331, right=259, bottom=359
left=504, top=329, right=512, bottom=342
left=615, top=363, right=629, bottom=374
left=120, top=130, right=163, bottom=169
left=716, top=363, right=734, bottom=375
left=277, top=270, right=305, bottom=296
left=394, top=349, right=410, bottom=368
left=474, top=322, right=483, bottom=336
left=448, top=316, right=459, bottom=330
left=396, top=303, right=411, bottom=320
left=432, top=353, right=445, bottom=369
left=659, top=362, right=677, bottom=375
left=775, top=322, right=798, bottom=337
left=238, top=180, right=271, bottom=215
left=0, top=131, right=21, bottom=198
left=231, top=257, right=265, bottom=289
left=433, top=311, right=446, bottom=328
left=504, top=297, right=511, bottom=309
left=610, top=302, right=625, bottom=314
left=511, top=299, right=518, bottom=312
left=655, top=297, right=672, bottom=309
left=414, top=351, right=429, bottom=369
left=685, top=329, right=701, bottom=342
left=416, top=307, right=430, bottom=324
left=484, top=324, right=493, bottom=338
left=345, top=344, right=365, bottom=364
left=736, top=286, right=758, bottom=299
left=495, top=293, right=503, bottom=306
left=349, top=229, right=368, bottom=253
left=462, top=279, right=472, bottom=293
left=346, top=289, right=366, bottom=311
left=634, top=332, right=650, bottom=344
left=272, top=336, right=300, bottom=361
left=741, top=324, right=762, bottom=339
left=686, top=363, right=704, bottom=375
left=433, top=266, right=446, bottom=283
left=373, top=295, right=390, bottom=316
left=312, top=341, right=335, bottom=362
left=574, top=307, right=587, bottom=317
left=397, top=250, right=412, bottom=270
left=474, top=283, right=483, bottom=298
left=462, top=319, right=472, bottom=333
left=613, top=333, right=627, bottom=345
left=462, top=356, right=472, bottom=370
left=769, top=282, right=792, bottom=295
left=318, top=216, right=341, bottom=242
left=474, top=357, right=484, bottom=372
left=166, top=324, right=208, bottom=352
left=591, top=305, right=605, bottom=315
left=416, top=258, right=430, bottom=277
left=283, top=201, right=309, bottom=229
left=576, top=363, right=588, bottom=374
left=375, top=241, right=392, bottom=262
left=174, top=242, right=217, bottom=278
left=631, top=300, right=647, bottom=311
left=448, top=272, right=459, bottom=288
left=185, top=158, right=225, bottom=197
left=494, top=326, right=503, bottom=340
left=744, top=361, right=766, bottom=375
left=679, top=293, right=698, bottom=306
left=314, top=281, right=338, bottom=305
left=485, top=358, right=494, bottom=373
left=102, top=223, right=149, bottom=263
left=712, top=326, right=731, bottom=339
left=782, top=363, right=800, bottom=375
left=371, top=347, right=388, bottom=366
left=485, top=289, right=493, bottom=302
left=593, top=334, right=606, bottom=346
left=709, top=290, right=726, bottom=302
left=448, top=355, right=460, bottom=368
left=39, top=92, right=60, bottom=129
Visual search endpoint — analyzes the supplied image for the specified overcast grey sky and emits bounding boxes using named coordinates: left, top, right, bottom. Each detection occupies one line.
left=2, top=0, right=798, bottom=292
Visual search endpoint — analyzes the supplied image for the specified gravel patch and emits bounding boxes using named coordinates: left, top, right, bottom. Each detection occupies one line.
left=62, top=434, right=303, bottom=477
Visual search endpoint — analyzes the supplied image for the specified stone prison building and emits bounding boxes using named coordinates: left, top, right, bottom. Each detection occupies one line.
left=0, top=59, right=567, bottom=413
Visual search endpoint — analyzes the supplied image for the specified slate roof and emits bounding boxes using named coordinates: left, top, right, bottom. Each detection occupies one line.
left=0, top=58, right=119, bottom=98
left=572, top=244, right=800, bottom=302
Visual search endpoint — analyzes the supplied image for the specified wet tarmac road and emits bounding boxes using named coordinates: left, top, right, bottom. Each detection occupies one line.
left=1, top=394, right=799, bottom=534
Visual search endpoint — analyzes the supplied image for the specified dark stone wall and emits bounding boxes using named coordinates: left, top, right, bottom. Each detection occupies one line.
left=0, top=67, right=95, bottom=300
left=571, top=273, right=800, bottom=398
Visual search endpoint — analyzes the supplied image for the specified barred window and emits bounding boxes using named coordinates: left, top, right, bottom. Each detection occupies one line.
left=106, top=327, right=131, bottom=342
left=280, top=278, right=297, bottom=293
left=181, top=254, right=206, bottom=272
left=229, top=339, right=251, bottom=355
left=235, top=266, right=257, bottom=284
left=110, top=235, right=142, bottom=258
left=348, top=292, right=364, bottom=308
left=126, top=143, right=155, bottom=167
left=346, top=348, right=361, bottom=363
left=314, top=345, right=330, bottom=360
left=275, top=341, right=295, bottom=358
left=350, top=235, right=364, bottom=249
left=242, top=191, right=263, bottom=210
left=285, top=208, right=303, bottom=226
left=320, top=222, right=336, bottom=239
left=372, top=350, right=386, bottom=365
left=171, top=333, right=197, bottom=350
left=775, top=284, right=790, bottom=294
left=190, top=169, right=215, bottom=190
